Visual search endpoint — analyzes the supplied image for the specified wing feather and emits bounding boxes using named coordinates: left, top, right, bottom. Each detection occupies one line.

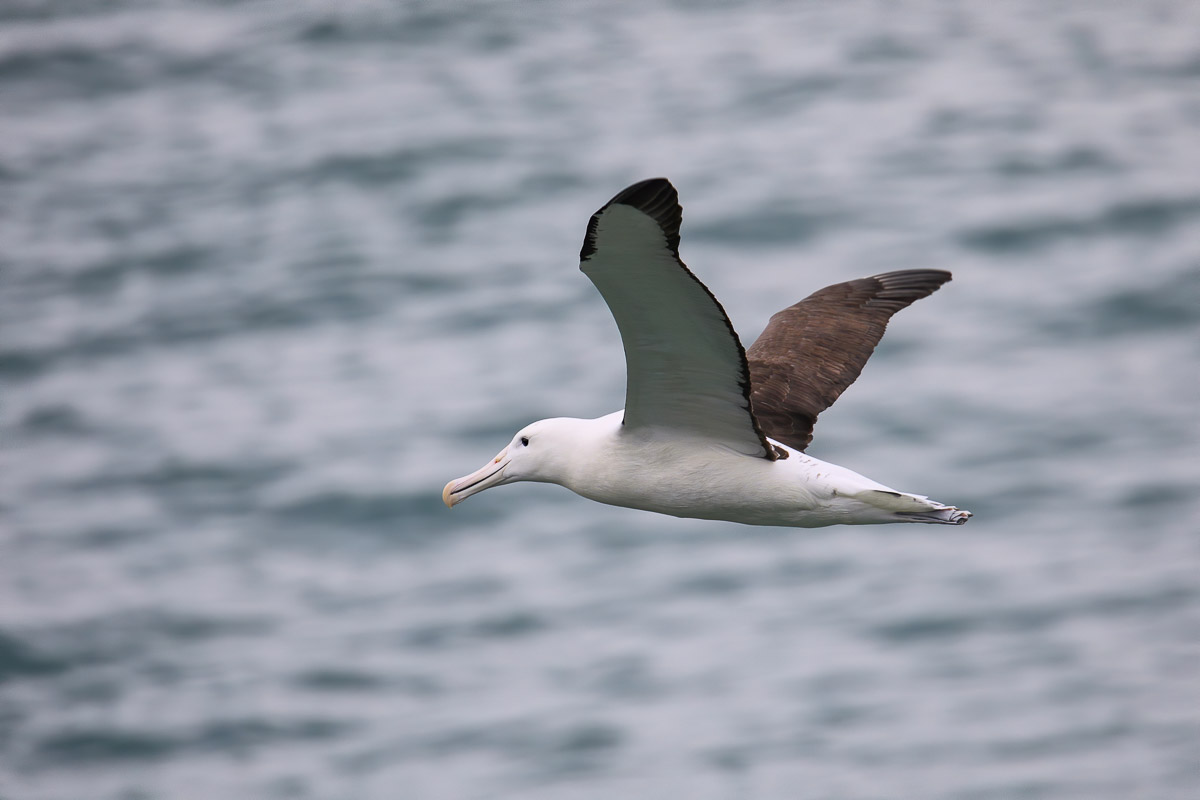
left=580, top=179, right=776, bottom=460
left=746, top=270, right=952, bottom=451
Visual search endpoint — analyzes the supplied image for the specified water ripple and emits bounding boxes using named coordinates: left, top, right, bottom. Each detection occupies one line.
left=960, top=195, right=1200, bottom=253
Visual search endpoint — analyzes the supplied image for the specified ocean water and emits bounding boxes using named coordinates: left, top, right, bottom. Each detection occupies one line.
left=2, top=1, right=1199, bottom=798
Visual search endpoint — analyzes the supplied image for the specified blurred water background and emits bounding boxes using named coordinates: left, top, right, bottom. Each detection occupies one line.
left=2, top=1, right=1199, bottom=798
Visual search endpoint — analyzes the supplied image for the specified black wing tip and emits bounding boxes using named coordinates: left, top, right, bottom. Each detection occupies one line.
left=605, top=177, right=677, bottom=209
left=866, top=269, right=952, bottom=305
left=580, top=178, right=682, bottom=262
left=870, top=269, right=952, bottom=290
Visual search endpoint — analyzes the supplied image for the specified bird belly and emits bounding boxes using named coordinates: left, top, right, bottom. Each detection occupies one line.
left=561, top=433, right=902, bottom=528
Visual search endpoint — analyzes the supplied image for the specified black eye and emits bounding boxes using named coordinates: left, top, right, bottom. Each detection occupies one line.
left=520, top=436, right=530, bottom=446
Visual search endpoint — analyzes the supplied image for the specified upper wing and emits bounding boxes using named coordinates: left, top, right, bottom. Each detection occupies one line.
left=579, top=178, right=776, bottom=460
left=746, top=270, right=952, bottom=451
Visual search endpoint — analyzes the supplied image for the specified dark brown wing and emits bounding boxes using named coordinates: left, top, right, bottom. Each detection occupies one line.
left=746, top=270, right=952, bottom=452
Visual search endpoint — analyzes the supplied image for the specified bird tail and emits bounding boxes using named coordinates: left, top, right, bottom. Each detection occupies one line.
left=858, top=489, right=972, bottom=525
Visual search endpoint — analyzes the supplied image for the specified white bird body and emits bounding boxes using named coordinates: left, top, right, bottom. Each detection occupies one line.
left=575, top=420, right=946, bottom=527
left=449, top=411, right=969, bottom=527
left=443, top=178, right=971, bottom=527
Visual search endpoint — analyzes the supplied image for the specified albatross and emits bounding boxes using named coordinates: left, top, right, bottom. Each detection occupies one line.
left=443, top=178, right=971, bottom=527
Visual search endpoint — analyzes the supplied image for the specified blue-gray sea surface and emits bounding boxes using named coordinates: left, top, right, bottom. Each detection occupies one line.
left=2, top=2, right=1199, bottom=798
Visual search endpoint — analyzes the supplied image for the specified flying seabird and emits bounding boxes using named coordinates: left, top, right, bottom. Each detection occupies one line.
left=443, top=178, right=971, bottom=527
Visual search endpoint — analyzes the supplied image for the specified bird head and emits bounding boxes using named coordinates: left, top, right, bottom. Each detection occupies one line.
left=442, top=418, right=581, bottom=507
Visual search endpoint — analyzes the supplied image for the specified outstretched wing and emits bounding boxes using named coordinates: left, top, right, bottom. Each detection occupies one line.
left=747, top=270, right=952, bottom=452
left=580, top=178, right=776, bottom=460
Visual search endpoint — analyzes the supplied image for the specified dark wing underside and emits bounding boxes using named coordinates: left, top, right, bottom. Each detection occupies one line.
left=746, top=270, right=952, bottom=452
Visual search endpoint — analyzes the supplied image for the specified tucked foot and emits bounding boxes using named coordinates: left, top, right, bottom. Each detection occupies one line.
left=897, top=506, right=972, bottom=525
left=857, top=490, right=972, bottom=525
